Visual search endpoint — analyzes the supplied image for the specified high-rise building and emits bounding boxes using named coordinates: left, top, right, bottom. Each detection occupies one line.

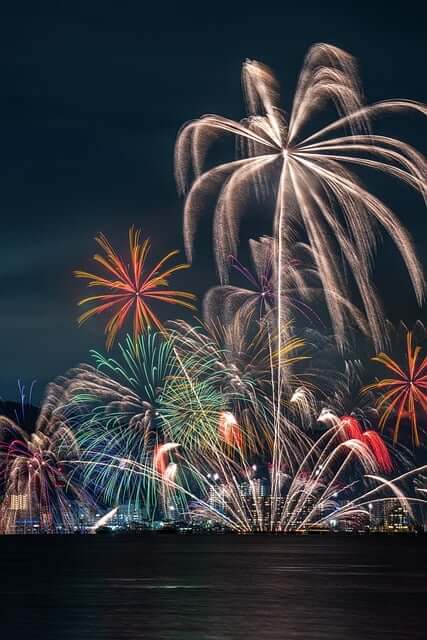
left=384, top=501, right=411, bottom=532
left=9, top=494, right=28, bottom=512
left=368, top=499, right=413, bottom=532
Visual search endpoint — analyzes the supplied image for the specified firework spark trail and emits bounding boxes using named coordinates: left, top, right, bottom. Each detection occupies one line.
left=75, top=227, right=196, bottom=349
left=80, top=420, right=425, bottom=533
left=321, top=464, right=427, bottom=529
left=71, top=453, right=242, bottom=531
left=90, top=506, right=118, bottom=533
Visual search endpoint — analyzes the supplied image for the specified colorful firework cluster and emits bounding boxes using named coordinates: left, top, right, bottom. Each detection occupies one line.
left=0, top=44, right=426, bottom=533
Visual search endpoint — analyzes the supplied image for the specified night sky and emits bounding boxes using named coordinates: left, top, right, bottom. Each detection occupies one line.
left=0, top=1, right=426, bottom=402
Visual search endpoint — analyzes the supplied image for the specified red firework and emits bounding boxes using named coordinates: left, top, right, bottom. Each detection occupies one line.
left=340, top=415, right=392, bottom=473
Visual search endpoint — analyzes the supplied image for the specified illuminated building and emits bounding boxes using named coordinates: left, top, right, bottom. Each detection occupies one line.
left=9, top=494, right=28, bottom=511
left=367, top=499, right=413, bottom=533
left=384, top=501, right=411, bottom=532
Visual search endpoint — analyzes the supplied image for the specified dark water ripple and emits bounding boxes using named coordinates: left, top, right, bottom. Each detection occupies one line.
left=0, top=535, right=425, bottom=639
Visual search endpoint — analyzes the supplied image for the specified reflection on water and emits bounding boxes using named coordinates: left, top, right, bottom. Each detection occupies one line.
left=1, top=535, right=425, bottom=639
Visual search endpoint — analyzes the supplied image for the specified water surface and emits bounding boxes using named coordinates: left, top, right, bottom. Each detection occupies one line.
left=1, top=535, right=425, bottom=639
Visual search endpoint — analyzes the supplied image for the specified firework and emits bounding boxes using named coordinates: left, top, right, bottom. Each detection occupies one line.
left=0, top=379, right=38, bottom=430
left=364, top=331, right=427, bottom=446
left=89, top=506, right=118, bottom=533
left=185, top=422, right=422, bottom=532
left=64, top=331, right=214, bottom=519
left=175, top=43, right=426, bottom=351
left=167, top=317, right=312, bottom=462
left=171, top=316, right=308, bottom=401
left=75, top=227, right=196, bottom=349
left=218, top=411, right=243, bottom=448
left=176, top=43, right=426, bottom=528
left=160, top=367, right=227, bottom=451
left=327, top=357, right=379, bottom=426
left=64, top=331, right=181, bottom=514
left=104, top=408, right=424, bottom=533
left=208, top=237, right=275, bottom=322
left=336, top=416, right=392, bottom=473
left=204, top=237, right=368, bottom=338
left=0, top=382, right=95, bottom=533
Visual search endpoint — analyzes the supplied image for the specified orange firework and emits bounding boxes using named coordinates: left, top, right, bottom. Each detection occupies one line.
left=75, top=227, right=196, bottom=348
left=219, top=411, right=243, bottom=449
left=364, top=332, right=427, bottom=446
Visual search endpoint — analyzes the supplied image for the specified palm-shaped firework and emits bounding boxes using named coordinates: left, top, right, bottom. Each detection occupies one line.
left=175, top=43, right=426, bottom=351
left=75, top=227, right=196, bottom=349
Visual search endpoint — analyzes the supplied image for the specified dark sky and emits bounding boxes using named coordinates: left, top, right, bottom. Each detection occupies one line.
left=0, top=1, right=426, bottom=401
